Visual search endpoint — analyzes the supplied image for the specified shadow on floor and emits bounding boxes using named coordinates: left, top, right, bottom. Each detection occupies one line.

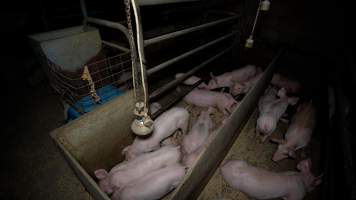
left=1, top=83, right=90, bottom=200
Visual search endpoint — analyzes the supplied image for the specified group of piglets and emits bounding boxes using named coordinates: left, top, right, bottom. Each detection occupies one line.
left=94, top=107, right=188, bottom=200
left=176, top=64, right=264, bottom=117
left=256, top=73, right=314, bottom=162
left=94, top=103, right=217, bottom=200
left=221, top=74, right=322, bottom=199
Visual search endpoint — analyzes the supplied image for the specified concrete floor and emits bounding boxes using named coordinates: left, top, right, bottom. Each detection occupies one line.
left=1, top=84, right=90, bottom=200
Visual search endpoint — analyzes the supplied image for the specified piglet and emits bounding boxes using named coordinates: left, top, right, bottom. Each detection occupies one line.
left=271, top=101, right=316, bottom=161
left=113, top=164, right=186, bottom=200
left=207, top=65, right=257, bottom=90
left=184, top=89, right=238, bottom=115
left=271, top=73, right=302, bottom=93
left=182, top=146, right=203, bottom=168
left=123, top=107, right=189, bottom=160
left=221, top=158, right=322, bottom=200
left=257, top=86, right=278, bottom=111
left=231, top=72, right=263, bottom=96
left=94, top=145, right=181, bottom=194
left=175, top=73, right=208, bottom=89
left=182, top=107, right=214, bottom=154
left=256, top=88, right=299, bottom=142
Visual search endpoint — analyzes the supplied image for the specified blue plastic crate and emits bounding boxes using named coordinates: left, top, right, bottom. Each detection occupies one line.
left=67, top=85, right=123, bottom=121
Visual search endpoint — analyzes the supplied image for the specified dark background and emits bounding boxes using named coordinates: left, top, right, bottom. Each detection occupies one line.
left=0, top=0, right=354, bottom=199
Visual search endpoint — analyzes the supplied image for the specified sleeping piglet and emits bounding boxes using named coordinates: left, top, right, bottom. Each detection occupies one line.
left=256, top=88, right=299, bottom=142
left=221, top=158, right=322, bottom=200
left=207, top=65, right=257, bottom=90
left=182, top=107, right=214, bottom=155
left=231, top=72, right=263, bottom=96
left=271, top=101, right=316, bottom=161
left=94, top=145, right=181, bottom=195
left=113, top=164, right=186, bottom=200
left=123, top=107, right=189, bottom=160
left=184, top=89, right=238, bottom=116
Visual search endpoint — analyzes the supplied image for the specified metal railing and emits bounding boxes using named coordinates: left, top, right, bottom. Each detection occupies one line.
left=79, top=0, right=240, bottom=101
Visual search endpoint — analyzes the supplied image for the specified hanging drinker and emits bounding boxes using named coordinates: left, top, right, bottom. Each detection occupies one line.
left=261, top=0, right=271, bottom=11
left=245, top=36, right=254, bottom=48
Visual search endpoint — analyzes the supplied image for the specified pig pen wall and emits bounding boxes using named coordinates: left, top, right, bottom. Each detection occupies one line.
left=50, top=91, right=135, bottom=199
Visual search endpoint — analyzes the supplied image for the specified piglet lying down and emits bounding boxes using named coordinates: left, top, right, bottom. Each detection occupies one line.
left=184, top=89, right=238, bottom=116
left=112, top=164, right=186, bottom=200
left=221, top=159, right=322, bottom=200
left=94, top=145, right=181, bottom=194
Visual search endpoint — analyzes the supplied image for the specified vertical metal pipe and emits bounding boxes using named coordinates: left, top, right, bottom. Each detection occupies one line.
left=131, top=0, right=150, bottom=107
left=80, top=0, right=88, bottom=19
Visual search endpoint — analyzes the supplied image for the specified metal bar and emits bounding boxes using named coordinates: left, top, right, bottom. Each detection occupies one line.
left=86, top=17, right=131, bottom=45
left=170, top=49, right=285, bottom=200
left=151, top=79, right=205, bottom=119
left=102, top=40, right=130, bottom=52
left=149, top=46, right=233, bottom=100
left=138, top=0, right=200, bottom=6
left=80, top=0, right=88, bottom=19
left=207, top=10, right=238, bottom=17
left=131, top=0, right=151, bottom=107
left=147, top=31, right=237, bottom=76
left=131, top=0, right=146, bottom=63
left=144, top=15, right=239, bottom=46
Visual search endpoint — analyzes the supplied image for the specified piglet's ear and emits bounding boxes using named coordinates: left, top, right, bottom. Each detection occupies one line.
left=270, top=138, right=285, bottom=144
left=210, top=72, right=218, bottom=83
left=94, top=169, right=108, bottom=180
left=121, top=145, right=131, bottom=155
left=288, top=149, right=297, bottom=158
left=288, top=97, right=299, bottom=105
left=313, top=174, right=323, bottom=187
left=277, top=88, right=287, bottom=98
left=297, top=158, right=312, bottom=172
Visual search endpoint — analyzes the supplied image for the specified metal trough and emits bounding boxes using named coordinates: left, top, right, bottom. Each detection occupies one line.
left=50, top=51, right=282, bottom=199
